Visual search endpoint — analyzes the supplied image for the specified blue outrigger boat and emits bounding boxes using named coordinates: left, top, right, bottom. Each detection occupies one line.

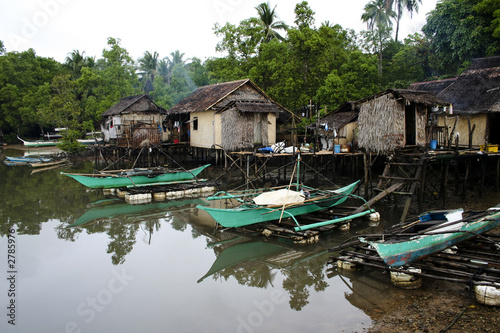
left=4, top=156, right=53, bottom=166
left=5, top=156, right=53, bottom=163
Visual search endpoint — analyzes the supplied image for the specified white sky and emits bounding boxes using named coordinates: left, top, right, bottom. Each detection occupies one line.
left=1, top=0, right=438, bottom=63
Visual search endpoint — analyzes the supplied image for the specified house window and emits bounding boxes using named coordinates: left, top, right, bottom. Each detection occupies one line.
left=193, top=118, right=198, bottom=130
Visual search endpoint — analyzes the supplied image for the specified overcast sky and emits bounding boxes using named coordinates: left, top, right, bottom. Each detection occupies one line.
left=1, top=0, right=438, bottom=63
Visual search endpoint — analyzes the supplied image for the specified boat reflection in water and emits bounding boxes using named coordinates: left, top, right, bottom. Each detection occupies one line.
left=67, top=198, right=208, bottom=228
left=197, top=235, right=337, bottom=310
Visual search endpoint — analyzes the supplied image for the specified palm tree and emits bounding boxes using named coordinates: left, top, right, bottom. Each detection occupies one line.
left=361, top=0, right=396, bottom=74
left=255, top=2, right=288, bottom=43
left=137, top=51, right=159, bottom=93
left=168, top=50, right=186, bottom=66
left=157, top=59, right=169, bottom=83
left=385, top=0, right=421, bottom=42
left=63, top=50, right=88, bottom=78
left=163, top=50, right=187, bottom=85
left=361, top=0, right=396, bottom=32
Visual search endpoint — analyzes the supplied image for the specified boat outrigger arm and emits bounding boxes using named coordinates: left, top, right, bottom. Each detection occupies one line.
left=289, top=192, right=375, bottom=231
left=292, top=208, right=376, bottom=231
left=251, top=190, right=374, bottom=232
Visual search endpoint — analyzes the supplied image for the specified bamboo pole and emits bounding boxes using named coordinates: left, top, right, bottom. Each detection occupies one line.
left=278, top=160, right=298, bottom=223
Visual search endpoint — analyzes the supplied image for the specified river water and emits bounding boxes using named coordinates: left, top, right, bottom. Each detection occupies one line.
left=1, top=147, right=414, bottom=333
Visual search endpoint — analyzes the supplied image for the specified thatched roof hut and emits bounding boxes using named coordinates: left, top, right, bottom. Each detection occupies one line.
left=357, top=89, right=445, bottom=153
left=102, top=94, right=167, bottom=117
left=101, top=94, right=168, bottom=147
left=168, top=79, right=292, bottom=150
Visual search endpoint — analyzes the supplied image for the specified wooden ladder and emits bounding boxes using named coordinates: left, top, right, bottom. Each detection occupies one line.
left=374, top=153, right=426, bottom=222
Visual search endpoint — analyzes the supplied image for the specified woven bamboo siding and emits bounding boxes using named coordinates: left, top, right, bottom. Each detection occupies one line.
left=220, top=108, right=264, bottom=150
left=358, top=95, right=405, bottom=153
left=416, top=104, right=427, bottom=146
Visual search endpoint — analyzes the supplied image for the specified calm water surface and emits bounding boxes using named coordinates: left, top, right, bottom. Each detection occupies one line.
left=1, top=148, right=408, bottom=333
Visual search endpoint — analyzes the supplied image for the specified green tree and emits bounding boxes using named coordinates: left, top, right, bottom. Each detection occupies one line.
left=285, top=19, right=355, bottom=110
left=214, top=2, right=287, bottom=60
left=315, top=51, right=379, bottom=109
left=0, top=49, right=59, bottom=140
left=423, top=0, right=500, bottom=75
left=294, top=1, right=315, bottom=29
left=41, top=74, right=87, bottom=152
left=382, top=33, right=431, bottom=86
left=214, top=19, right=263, bottom=60
left=98, top=37, right=139, bottom=106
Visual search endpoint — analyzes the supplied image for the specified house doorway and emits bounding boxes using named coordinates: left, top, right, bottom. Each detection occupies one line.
left=489, top=114, right=500, bottom=144
left=405, top=104, right=416, bottom=146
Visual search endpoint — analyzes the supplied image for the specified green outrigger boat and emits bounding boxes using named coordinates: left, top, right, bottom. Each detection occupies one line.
left=61, top=164, right=210, bottom=189
left=198, top=180, right=373, bottom=230
left=361, top=205, right=500, bottom=267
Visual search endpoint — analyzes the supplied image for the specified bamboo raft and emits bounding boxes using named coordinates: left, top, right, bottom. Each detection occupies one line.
left=328, top=229, right=500, bottom=289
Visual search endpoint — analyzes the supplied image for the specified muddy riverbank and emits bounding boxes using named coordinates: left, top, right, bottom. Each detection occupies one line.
left=368, top=192, right=500, bottom=333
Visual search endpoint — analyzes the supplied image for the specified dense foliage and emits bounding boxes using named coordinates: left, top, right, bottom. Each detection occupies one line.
left=0, top=1, right=499, bottom=148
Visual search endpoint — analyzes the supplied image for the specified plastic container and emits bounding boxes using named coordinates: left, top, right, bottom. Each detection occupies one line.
left=340, top=144, right=350, bottom=153
left=430, top=140, right=437, bottom=150
left=334, top=145, right=340, bottom=153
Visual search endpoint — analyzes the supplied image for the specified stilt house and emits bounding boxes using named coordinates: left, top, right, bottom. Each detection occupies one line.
left=167, top=79, right=289, bottom=151
left=356, top=89, right=445, bottom=153
left=410, top=56, right=500, bottom=148
left=101, top=94, right=168, bottom=148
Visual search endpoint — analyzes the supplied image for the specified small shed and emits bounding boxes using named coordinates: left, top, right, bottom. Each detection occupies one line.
left=101, top=94, right=168, bottom=148
left=357, top=89, right=445, bottom=153
left=167, top=79, right=290, bottom=151
left=308, top=101, right=359, bottom=150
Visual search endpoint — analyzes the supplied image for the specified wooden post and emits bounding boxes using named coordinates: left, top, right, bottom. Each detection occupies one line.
left=480, top=155, right=486, bottom=198
left=363, top=153, right=369, bottom=199
left=462, top=159, right=470, bottom=201
left=496, top=156, right=500, bottom=192
left=246, top=154, right=250, bottom=190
